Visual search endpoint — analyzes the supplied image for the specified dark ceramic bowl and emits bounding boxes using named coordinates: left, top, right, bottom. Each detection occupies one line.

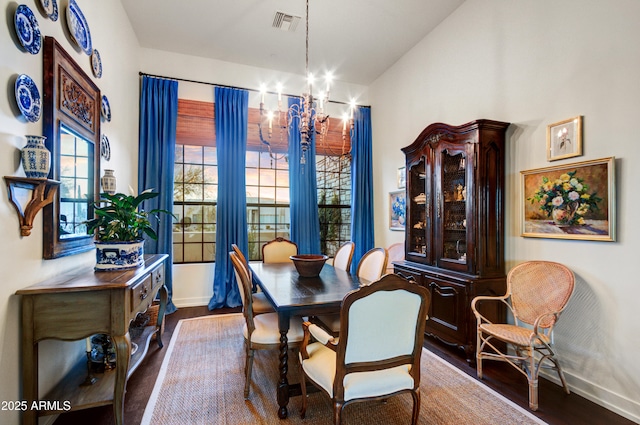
left=290, top=254, right=329, bottom=277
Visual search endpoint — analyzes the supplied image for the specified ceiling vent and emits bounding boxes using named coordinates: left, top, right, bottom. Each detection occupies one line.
left=272, top=11, right=301, bottom=32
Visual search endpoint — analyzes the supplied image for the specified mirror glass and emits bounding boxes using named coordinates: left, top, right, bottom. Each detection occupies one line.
left=58, top=126, right=93, bottom=238
left=42, top=37, right=100, bottom=258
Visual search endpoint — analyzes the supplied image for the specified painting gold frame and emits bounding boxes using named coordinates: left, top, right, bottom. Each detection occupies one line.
left=389, top=190, right=406, bottom=231
left=546, top=116, right=583, bottom=161
left=521, top=157, right=615, bottom=241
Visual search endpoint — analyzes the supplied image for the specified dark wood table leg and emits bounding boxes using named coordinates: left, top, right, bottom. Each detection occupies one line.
left=277, top=312, right=291, bottom=419
left=21, top=297, right=37, bottom=425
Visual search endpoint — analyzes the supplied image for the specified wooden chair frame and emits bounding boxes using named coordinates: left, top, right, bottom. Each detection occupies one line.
left=230, top=251, right=300, bottom=398
left=356, top=247, right=389, bottom=284
left=299, top=274, right=430, bottom=424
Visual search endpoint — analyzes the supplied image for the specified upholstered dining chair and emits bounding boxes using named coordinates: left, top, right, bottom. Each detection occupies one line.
left=315, top=247, right=389, bottom=335
left=471, top=260, right=575, bottom=411
left=385, top=242, right=404, bottom=274
left=229, top=251, right=304, bottom=399
left=262, top=237, right=298, bottom=263
left=355, top=247, right=389, bottom=284
left=231, top=244, right=274, bottom=315
left=299, top=274, right=430, bottom=424
left=332, top=241, right=355, bottom=272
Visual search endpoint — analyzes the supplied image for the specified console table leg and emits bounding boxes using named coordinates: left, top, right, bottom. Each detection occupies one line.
left=21, top=297, right=37, bottom=425
left=112, top=333, right=131, bottom=425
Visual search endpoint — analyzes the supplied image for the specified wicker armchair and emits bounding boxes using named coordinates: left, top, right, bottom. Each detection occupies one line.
left=471, top=260, right=575, bottom=411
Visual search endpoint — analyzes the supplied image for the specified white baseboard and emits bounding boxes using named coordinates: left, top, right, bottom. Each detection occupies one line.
left=541, top=370, right=640, bottom=423
left=172, top=296, right=210, bottom=308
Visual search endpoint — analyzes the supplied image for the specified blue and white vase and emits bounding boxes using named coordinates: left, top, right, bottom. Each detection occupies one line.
left=21, top=135, right=50, bottom=179
left=101, top=169, right=117, bottom=195
left=94, top=240, right=145, bottom=271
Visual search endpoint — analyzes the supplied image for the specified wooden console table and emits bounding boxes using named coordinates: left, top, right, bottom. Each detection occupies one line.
left=16, top=254, right=168, bottom=425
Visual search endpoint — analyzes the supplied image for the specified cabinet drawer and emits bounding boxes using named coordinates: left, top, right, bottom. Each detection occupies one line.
left=393, top=265, right=424, bottom=286
left=130, top=275, right=153, bottom=313
left=152, top=263, right=165, bottom=291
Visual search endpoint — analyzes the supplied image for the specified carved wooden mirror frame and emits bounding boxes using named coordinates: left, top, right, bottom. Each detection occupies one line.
left=42, top=37, right=100, bottom=259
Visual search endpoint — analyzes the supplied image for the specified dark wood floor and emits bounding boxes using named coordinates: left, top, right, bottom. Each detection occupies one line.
left=54, top=306, right=635, bottom=425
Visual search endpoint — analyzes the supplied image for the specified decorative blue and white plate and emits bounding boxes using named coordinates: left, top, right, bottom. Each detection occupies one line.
left=66, top=0, right=92, bottom=55
left=91, top=49, right=102, bottom=78
left=15, top=74, right=41, bottom=123
left=39, top=0, right=58, bottom=21
left=14, top=5, right=42, bottom=54
left=100, top=134, right=111, bottom=160
left=101, top=95, right=111, bottom=122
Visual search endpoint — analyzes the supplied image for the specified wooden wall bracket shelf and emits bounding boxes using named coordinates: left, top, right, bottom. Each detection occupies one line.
left=3, top=176, right=60, bottom=236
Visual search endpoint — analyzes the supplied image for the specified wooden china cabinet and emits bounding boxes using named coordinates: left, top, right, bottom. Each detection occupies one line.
left=393, top=119, right=510, bottom=362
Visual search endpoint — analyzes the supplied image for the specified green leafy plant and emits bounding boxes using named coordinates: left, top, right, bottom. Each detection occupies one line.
left=85, top=190, right=175, bottom=242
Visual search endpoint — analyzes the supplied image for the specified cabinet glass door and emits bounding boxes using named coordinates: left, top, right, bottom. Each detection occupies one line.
left=407, top=158, right=431, bottom=262
left=438, top=148, right=468, bottom=269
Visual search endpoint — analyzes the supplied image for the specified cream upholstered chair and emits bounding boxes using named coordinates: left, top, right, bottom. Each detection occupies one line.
left=356, top=247, right=389, bottom=284
left=471, top=260, right=575, bottom=411
left=315, top=247, right=389, bottom=335
left=332, top=241, right=355, bottom=271
left=385, top=242, right=404, bottom=274
left=299, top=274, right=430, bottom=424
left=262, top=237, right=298, bottom=263
left=229, top=251, right=304, bottom=398
left=231, top=244, right=274, bottom=315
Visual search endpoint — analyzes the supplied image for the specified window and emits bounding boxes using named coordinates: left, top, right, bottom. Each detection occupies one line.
left=172, top=145, right=218, bottom=263
left=317, top=155, right=351, bottom=257
left=172, top=98, right=351, bottom=264
left=246, top=151, right=290, bottom=261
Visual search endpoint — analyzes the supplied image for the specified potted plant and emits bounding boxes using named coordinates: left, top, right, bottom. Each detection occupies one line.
left=84, top=189, right=174, bottom=271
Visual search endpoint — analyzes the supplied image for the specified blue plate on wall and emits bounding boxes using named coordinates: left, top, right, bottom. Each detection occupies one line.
left=15, top=74, right=41, bottom=122
left=39, top=0, right=59, bottom=21
left=14, top=4, right=42, bottom=54
left=66, top=0, right=92, bottom=55
left=91, top=48, right=102, bottom=78
left=101, top=95, right=111, bottom=122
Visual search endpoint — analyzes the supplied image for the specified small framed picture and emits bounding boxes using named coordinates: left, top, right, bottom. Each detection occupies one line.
left=397, top=167, right=406, bottom=189
left=547, top=116, right=582, bottom=161
left=389, top=190, right=406, bottom=231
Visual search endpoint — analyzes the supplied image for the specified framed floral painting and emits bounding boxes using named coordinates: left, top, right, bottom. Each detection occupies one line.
left=547, top=116, right=583, bottom=161
left=389, top=190, right=406, bottom=231
left=521, top=157, right=615, bottom=241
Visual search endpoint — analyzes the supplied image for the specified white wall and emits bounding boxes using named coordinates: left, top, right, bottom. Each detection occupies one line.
left=139, top=48, right=369, bottom=307
left=0, top=1, right=140, bottom=423
left=370, top=0, right=640, bottom=421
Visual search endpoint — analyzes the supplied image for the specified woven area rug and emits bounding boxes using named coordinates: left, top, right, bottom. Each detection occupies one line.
left=141, top=314, right=546, bottom=425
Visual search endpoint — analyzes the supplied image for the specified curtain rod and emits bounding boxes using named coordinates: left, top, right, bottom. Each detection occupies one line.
left=139, top=72, right=370, bottom=108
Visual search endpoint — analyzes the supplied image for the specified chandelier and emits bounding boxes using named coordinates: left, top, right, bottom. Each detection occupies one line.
left=258, top=0, right=354, bottom=164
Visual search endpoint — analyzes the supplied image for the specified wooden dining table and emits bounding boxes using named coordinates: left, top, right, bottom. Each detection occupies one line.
left=249, top=262, right=365, bottom=419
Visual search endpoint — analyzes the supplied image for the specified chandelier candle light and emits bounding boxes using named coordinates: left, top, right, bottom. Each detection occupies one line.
left=258, top=0, right=356, bottom=164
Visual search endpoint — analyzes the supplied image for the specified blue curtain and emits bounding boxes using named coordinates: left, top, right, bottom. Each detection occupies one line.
left=288, top=96, right=321, bottom=255
left=139, top=76, right=178, bottom=314
left=208, top=87, right=248, bottom=309
left=350, top=106, right=374, bottom=273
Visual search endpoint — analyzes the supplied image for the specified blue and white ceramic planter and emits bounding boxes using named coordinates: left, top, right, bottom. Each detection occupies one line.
left=94, top=240, right=144, bottom=271
left=21, top=135, right=50, bottom=178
